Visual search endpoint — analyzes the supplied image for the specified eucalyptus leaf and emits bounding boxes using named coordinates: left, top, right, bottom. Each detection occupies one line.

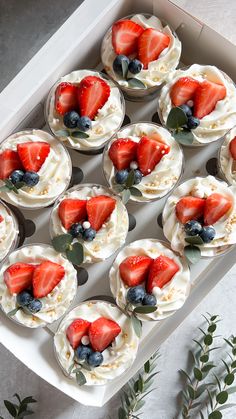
left=194, top=367, right=203, bottom=381
left=184, top=245, right=201, bottom=264
left=133, top=399, right=145, bottom=412
left=66, top=242, right=84, bottom=265
left=127, top=78, right=146, bottom=89
left=76, top=371, right=86, bottom=386
left=166, top=107, right=187, bottom=129
left=200, top=354, right=209, bottom=363
left=125, top=170, right=135, bottom=188
left=114, top=184, right=125, bottom=193
left=144, top=360, right=150, bottom=373
left=0, top=185, right=10, bottom=192
left=55, top=129, right=70, bottom=137
left=187, top=384, right=195, bottom=399
left=68, top=364, right=74, bottom=375
left=138, top=374, right=144, bottom=392
left=224, top=338, right=234, bottom=349
left=216, top=390, right=228, bottom=404
left=131, top=315, right=142, bottom=338
left=13, top=394, right=21, bottom=403
left=133, top=306, right=157, bottom=314
left=4, top=400, right=17, bottom=417
left=208, top=412, right=222, bottom=419
left=179, top=369, right=193, bottom=384
left=118, top=407, right=127, bottom=419
left=20, top=396, right=37, bottom=405
left=201, top=364, right=215, bottom=373
left=121, top=60, right=129, bottom=79
left=51, top=234, right=73, bottom=252
left=15, top=181, right=26, bottom=189
left=121, top=189, right=131, bottom=205
left=224, top=373, right=234, bottom=385
left=7, top=307, right=21, bottom=317
left=130, top=187, right=143, bottom=197
left=71, top=131, right=89, bottom=139
left=173, top=129, right=194, bottom=146
left=204, top=334, right=213, bottom=346
left=185, top=235, right=204, bottom=245
left=18, top=410, right=34, bottom=418
left=208, top=324, right=217, bottom=333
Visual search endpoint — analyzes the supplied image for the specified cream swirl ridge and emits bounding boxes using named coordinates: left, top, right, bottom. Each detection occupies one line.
left=0, top=201, right=19, bottom=261
left=220, top=126, right=236, bottom=185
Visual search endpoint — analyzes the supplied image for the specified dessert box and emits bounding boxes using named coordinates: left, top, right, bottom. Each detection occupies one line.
left=0, top=0, right=236, bottom=407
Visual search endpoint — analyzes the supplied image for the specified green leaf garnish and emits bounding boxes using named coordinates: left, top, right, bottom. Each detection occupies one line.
left=125, top=170, right=135, bottom=188
left=184, top=245, right=201, bottom=264
left=133, top=306, right=157, bottom=314
left=71, top=131, right=89, bottom=139
left=173, top=128, right=194, bottom=145
left=7, top=307, right=21, bottom=317
left=0, top=179, right=22, bottom=194
left=66, top=242, right=84, bottom=265
left=113, top=184, right=125, bottom=193
left=15, top=181, right=26, bottom=189
left=216, top=391, right=228, bottom=404
left=166, top=107, right=187, bottom=129
left=131, top=315, right=142, bottom=338
left=121, top=189, right=131, bottom=205
left=127, top=78, right=146, bottom=89
left=55, top=129, right=70, bottom=137
left=121, top=60, right=129, bottom=79
left=51, top=234, right=73, bottom=252
left=129, top=186, right=143, bottom=197
left=185, top=235, right=204, bottom=245
left=76, top=371, right=86, bottom=386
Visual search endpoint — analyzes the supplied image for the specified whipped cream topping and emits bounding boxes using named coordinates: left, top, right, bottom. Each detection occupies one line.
left=103, top=123, right=183, bottom=202
left=0, top=130, right=71, bottom=209
left=0, top=201, right=19, bottom=262
left=50, top=185, right=129, bottom=263
left=220, top=126, right=236, bottom=185
left=163, top=176, right=236, bottom=257
left=110, top=239, right=190, bottom=321
left=159, top=64, right=236, bottom=145
left=0, top=244, right=77, bottom=328
left=101, top=14, right=181, bottom=90
left=47, top=70, right=124, bottom=151
left=54, top=301, right=139, bottom=385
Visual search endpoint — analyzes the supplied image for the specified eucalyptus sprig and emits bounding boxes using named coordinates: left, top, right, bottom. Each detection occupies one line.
left=124, top=302, right=157, bottom=339
left=119, top=60, right=146, bottom=89
left=118, top=351, right=160, bottom=419
left=68, top=360, right=90, bottom=386
left=114, top=170, right=143, bottom=204
left=0, top=179, right=25, bottom=195
left=166, top=107, right=194, bottom=146
left=51, top=234, right=84, bottom=265
left=55, top=129, right=89, bottom=139
left=0, top=394, right=37, bottom=419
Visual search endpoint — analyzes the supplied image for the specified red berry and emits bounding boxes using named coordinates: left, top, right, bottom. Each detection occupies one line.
left=194, top=80, right=226, bottom=119
left=119, top=255, right=153, bottom=287
left=4, top=263, right=36, bottom=295
left=58, top=199, right=87, bottom=230
left=112, top=19, right=144, bottom=55
left=0, top=149, right=23, bottom=180
left=87, top=195, right=116, bottom=231
left=146, top=255, right=179, bottom=293
left=66, top=318, right=91, bottom=349
left=137, top=136, right=170, bottom=176
left=55, top=82, right=78, bottom=116
left=175, top=196, right=206, bottom=224
left=108, top=138, right=137, bottom=170
left=170, top=77, right=200, bottom=107
left=229, top=137, right=236, bottom=160
left=138, top=28, right=170, bottom=69
left=17, top=142, right=50, bottom=172
left=204, top=193, right=232, bottom=226
left=77, top=76, right=110, bottom=120
left=32, top=261, right=65, bottom=298
left=89, top=317, right=121, bottom=352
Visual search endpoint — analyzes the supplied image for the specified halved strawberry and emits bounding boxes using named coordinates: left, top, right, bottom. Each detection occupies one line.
left=77, top=76, right=110, bottom=120
left=89, top=317, right=121, bottom=352
left=17, top=142, right=50, bottom=172
left=146, top=255, right=179, bottom=293
left=175, top=196, right=205, bottom=224
left=170, top=77, right=200, bottom=107
left=204, top=193, right=232, bottom=226
left=108, top=138, right=137, bottom=170
left=0, top=215, right=3, bottom=223
left=194, top=80, right=226, bottom=119
left=66, top=318, right=91, bottom=349
left=119, top=255, right=153, bottom=287
left=137, top=28, right=170, bottom=69
left=87, top=195, right=116, bottom=231
left=112, top=19, right=144, bottom=55
left=229, top=137, right=236, bottom=160
left=58, top=199, right=87, bottom=230
left=55, top=82, right=78, bottom=116
left=32, top=261, right=65, bottom=298
left=0, top=149, right=23, bottom=180
left=4, top=263, right=35, bottom=295
left=137, top=136, right=170, bottom=176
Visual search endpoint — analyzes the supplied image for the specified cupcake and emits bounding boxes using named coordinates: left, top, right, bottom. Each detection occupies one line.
left=54, top=300, right=139, bottom=385
left=219, top=126, right=236, bottom=185
left=158, top=64, right=236, bottom=146
left=0, top=200, right=19, bottom=262
left=50, top=184, right=129, bottom=264
left=0, top=129, right=71, bottom=209
left=163, top=176, right=236, bottom=258
left=0, top=244, right=77, bottom=328
left=46, top=70, right=125, bottom=154
left=103, top=122, right=183, bottom=202
left=110, top=239, right=190, bottom=321
left=101, top=13, right=181, bottom=101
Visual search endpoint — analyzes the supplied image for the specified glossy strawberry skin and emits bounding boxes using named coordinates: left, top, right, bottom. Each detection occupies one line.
left=112, top=19, right=144, bottom=55
left=119, top=255, right=153, bottom=287
left=229, top=137, right=236, bottom=160
left=138, top=28, right=170, bottom=69
left=89, top=317, right=121, bottom=352
left=193, top=80, right=226, bottom=119
left=204, top=193, right=232, bottom=226
left=77, top=76, right=110, bottom=120
left=66, top=319, right=91, bottom=349
left=32, top=261, right=65, bottom=298
left=87, top=195, right=116, bottom=231
left=108, top=138, right=137, bottom=170
left=137, top=136, right=170, bottom=176
left=17, top=142, right=50, bottom=172
left=4, top=263, right=36, bottom=295
left=58, top=199, right=87, bottom=230
left=146, top=256, right=180, bottom=293
left=55, top=82, right=78, bottom=116
left=0, top=149, right=23, bottom=180
left=175, top=196, right=205, bottom=224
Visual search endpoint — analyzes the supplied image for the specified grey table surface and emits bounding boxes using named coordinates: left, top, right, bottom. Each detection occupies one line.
left=0, top=0, right=236, bottom=418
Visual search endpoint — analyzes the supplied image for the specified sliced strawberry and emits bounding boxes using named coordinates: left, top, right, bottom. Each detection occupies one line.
left=55, top=82, right=78, bottom=116
left=137, top=28, right=170, bottom=69
left=146, top=255, right=179, bottom=293
left=112, top=19, right=144, bottom=55
left=17, top=142, right=50, bottom=172
left=66, top=318, right=91, bottom=349
left=108, top=138, right=137, bottom=170
left=119, top=255, right=153, bottom=287
left=204, top=193, right=232, bottom=226
left=194, top=80, right=226, bottom=119
left=87, top=195, right=116, bottom=231
left=0, top=215, right=3, bottom=223
left=170, top=77, right=200, bottom=107
left=58, top=199, right=87, bottom=230
left=176, top=196, right=205, bottom=224
left=0, top=149, right=23, bottom=180
left=77, top=76, right=110, bottom=120
left=229, top=137, right=236, bottom=160
left=137, top=136, right=170, bottom=176
left=89, top=317, right=121, bottom=352
left=4, top=263, right=35, bottom=295
left=32, top=261, right=65, bottom=298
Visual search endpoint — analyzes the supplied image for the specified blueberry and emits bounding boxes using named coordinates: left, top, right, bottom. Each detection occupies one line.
left=16, top=290, right=33, bottom=307
left=63, top=111, right=80, bottom=129
left=134, top=169, right=143, bottom=185
left=128, top=59, right=143, bottom=75
left=127, top=286, right=145, bottom=304
left=76, top=345, right=93, bottom=361
left=23, top=171, right=40, bottom=186
left=115, top=169, right=129, bottom=184
left=184, top=220, right=203, bottom=236
left=77, top=116, right=92, bottom=132
left=10, top=170, right=24, bottom=184
left=200, top=226, right=216, bottom=243
left=142, top=293, right=157, bottom=306
left=179, top=104, right=192, bottom=117
left=87, top=351, right=103, bottom=367
left=187, top=116, right=200, bottom=130
left=27, top=299, right=42, bottom=313
left=113, top=55, right=130, bottom=76
left=69, top=223, right=84, bottom=238
left=83, top=227, right=96, bottom=242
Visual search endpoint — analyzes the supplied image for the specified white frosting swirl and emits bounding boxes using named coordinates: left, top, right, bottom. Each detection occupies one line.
left=0, top=130, right=71, bottom=209
left=47, top=70, right=124, bottom=151
left=54, top=301, right=139, bottom=385
left=219, top=126, right=236, bottom=185
left=110, top=239, right=190, bottom=321
left=163, top=176, right=236, bottom=257
left=0, top=244, right=77, bottom=328
left=101, top=14, right=181, bottom=90
left=103, top=123, right=183, bottom=202
left=159, top=64, right=236, bottom=145
left=50, top=184, right=129, bottom=263
left=0, top=201, right=19, bottom=262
